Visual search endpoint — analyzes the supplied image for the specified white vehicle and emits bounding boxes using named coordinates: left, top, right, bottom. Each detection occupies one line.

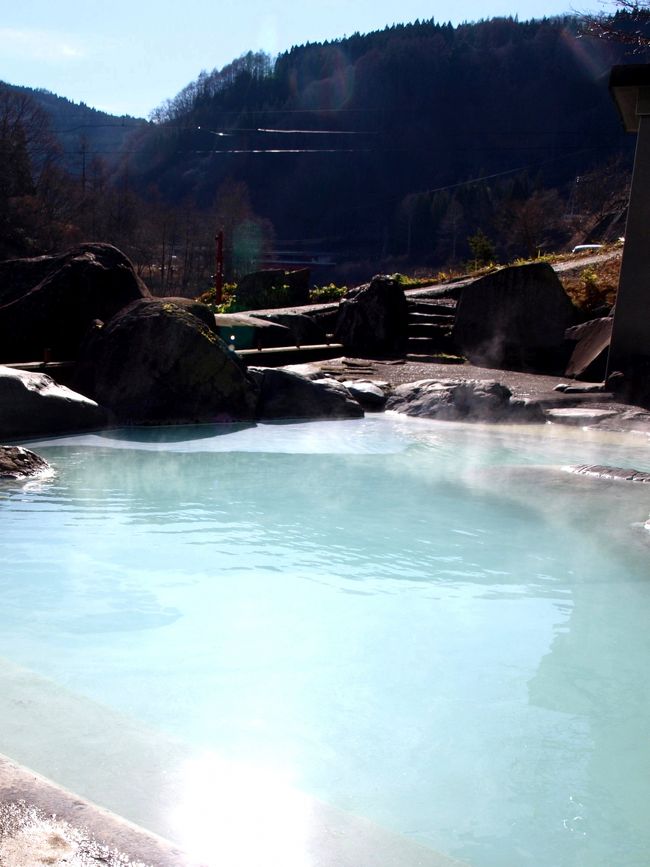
left=572, top=244, right=603, bottom=253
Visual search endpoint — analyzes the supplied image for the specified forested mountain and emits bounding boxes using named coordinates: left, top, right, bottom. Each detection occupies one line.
left=0, top=81, right=151, bottom=261
left=1, top=13, right=647, bottom=288
left=1, top=82, right=146, bottom=174
left=125, top=15, right=643, bottom=279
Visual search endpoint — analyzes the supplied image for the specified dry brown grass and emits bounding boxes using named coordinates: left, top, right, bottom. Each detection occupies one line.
left=413, top=247, right=623, bottom=312
left=561, top=256, right=620, bottom=312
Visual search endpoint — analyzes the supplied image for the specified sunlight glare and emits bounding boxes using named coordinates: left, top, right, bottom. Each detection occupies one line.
left=170, top=752, right=314, bottom=867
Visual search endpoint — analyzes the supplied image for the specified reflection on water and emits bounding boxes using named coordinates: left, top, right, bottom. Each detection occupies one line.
left=96, top=422, right=256, bottom=443
left=528, top=576, right=650, bottom=867
left=1, top=416, right=650, bottom=867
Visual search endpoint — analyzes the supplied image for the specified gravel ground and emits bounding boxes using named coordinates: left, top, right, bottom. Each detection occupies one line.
left=318, top=356, right=575, bottom=395
left=283, top=355, right=650, bottom=435
left=304, top=354, right=582, bottom=396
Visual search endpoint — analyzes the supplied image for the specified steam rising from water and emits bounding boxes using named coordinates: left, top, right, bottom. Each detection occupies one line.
left=4, top=416, right=650, bottom=867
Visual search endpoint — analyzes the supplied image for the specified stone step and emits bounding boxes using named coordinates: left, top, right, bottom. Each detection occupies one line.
left=407, top=322, right=451, bottom=339
left=407, top=300, right=457, bottom=316
left=407, top=334, right=458, bottom=354
left=408, top=313, right=455, bottom=328
left=405, top=353, right=465, bottom=364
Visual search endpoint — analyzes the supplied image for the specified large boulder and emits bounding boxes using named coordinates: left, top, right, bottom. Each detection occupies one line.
left=334, top=275, right=409, bottom=355
left=250, top=367, right=364, bottom=420
left=0, top=446, right=51, bottom=479
left=75, top=299, right=258, bottom=424
left=163, top=297, right=218, bottom=333
left=452, top=263, right=578, bottom=371
left=308, top=305, right=340, bottom=335
left=0, top=365, right=107, bottom=439
left=386, top=379, right=544, bottom=422
left=0, top=243, right=151, bottom=363
left=341, top=379, right=388, bottom=410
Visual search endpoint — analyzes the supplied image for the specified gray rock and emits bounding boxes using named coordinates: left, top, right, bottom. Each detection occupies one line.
left=309, top=305, right=340, bottom=334
left=386, top=378, right=544, bottom=422
left=545, top=407, right=620, bottom=425
left=0, top=445, right=51, bottom=479
left=251, top=367, right=364, bottom=420
left=335, top=275, right=408, bottom=355
left=564, top=316, right=612, bottom=381
left=163, top=297, right=218, bottom=333
left=0, top=243, right=150, bottom=363
left=75, top=299, right=258, bottom=424
left=0, top=366, right=107, bottom=439
left=452, top=262, right=578, bottom=371
left=567, top=464, right=650, bottom=482
left=278, top=363, right=326, bottom=380
left=341, top=380, right=388, bottom=410
left=506, top=397, right=547, bottom=422
left=255, top=312, right=327, bottom=346
left=214, top=313, right=293, bottom=350
left=554, top=382, right=604, bottom=394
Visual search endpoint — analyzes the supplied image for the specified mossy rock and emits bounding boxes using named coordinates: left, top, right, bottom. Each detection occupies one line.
left=75, top=299, right=258, bottom=424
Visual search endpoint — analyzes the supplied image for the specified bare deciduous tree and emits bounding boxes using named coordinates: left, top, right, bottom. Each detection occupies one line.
left=582, top=0, right=650, bottom=50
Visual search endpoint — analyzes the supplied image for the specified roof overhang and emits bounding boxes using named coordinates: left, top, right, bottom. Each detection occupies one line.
left=609, top=64, right=650, bottom=132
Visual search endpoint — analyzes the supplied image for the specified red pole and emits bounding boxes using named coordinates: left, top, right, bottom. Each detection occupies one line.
left=215, top=231, right=224, bottom=305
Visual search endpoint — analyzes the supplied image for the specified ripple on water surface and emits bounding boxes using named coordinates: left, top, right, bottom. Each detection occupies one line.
left=2, top=416, right=650, bottom=867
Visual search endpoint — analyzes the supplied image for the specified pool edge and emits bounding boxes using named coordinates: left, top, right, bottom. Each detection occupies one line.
left=0, top=752, right=200, bottom=866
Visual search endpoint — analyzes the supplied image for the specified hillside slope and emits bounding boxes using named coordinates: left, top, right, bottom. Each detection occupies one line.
left=126, top=16, right=642, bottom=268
left=1, top=82, right=147, bottom=175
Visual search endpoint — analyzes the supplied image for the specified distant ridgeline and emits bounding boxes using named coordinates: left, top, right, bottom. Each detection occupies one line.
left=2, top=14, right=650, bottom=274
left=124, top=15, right=647, bottom=267
left=1, top=82, right=146, bottom=175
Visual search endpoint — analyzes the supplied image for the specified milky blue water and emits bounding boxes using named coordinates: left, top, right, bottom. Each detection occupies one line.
left=2, top=416, right=650, bottom=866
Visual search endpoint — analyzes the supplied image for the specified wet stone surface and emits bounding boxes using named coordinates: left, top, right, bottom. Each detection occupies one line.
left=567, top=464, right=650, bottom=482
left=0, top=446, right=51, bottom=479
left=0, top=801, right=152, bottom=867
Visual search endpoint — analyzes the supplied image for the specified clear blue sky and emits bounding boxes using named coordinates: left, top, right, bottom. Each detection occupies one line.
left=1, top=0, right=603, bottom=118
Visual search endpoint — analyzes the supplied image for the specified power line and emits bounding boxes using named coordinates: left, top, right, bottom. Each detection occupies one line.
left=198, top=124, right=376, bottom=135
left=56, top=141, right=614, bottom=156
left=250, top=127, right=377, bottom=135
left=183, top=143, right=610, bottom=156
left=325, top=147, right=599, bottom=218
left=193, top=147, right=373, bottom=154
